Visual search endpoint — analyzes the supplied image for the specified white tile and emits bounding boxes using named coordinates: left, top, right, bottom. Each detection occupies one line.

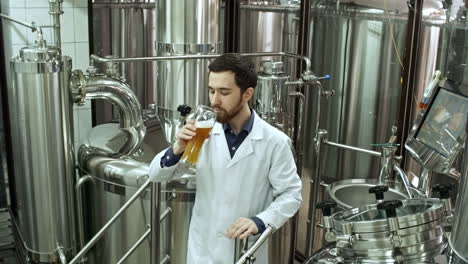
left=25, top=0, right=49, bottom=8
left=25, top=8, right=52, bottom=44
left=59, top=8, right=75, bottom=43
left=63, top=0, right=74, bottom=8
left=4, top=8, right=28, bottom=45
left=74, top=42, right=90, bottom=70
left=8, top=0, right=25, bottom=8
left=73, top=7, right=88, bottom=42
left=61, top=42, right=75, bottom=58
left=74, top=0, right=87, bottom=8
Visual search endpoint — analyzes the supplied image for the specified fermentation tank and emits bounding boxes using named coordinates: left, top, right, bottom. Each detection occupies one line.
left=92, top=0, right=157, bottom=125
left=156, top=0, right=221, bottom=144
left=9, top=41, right=77, bottom=262
left=297, top=0, right=449, bottom=255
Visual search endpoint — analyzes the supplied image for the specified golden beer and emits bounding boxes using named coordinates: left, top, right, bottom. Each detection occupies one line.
left=181, top=126, right=213, bottom=164
left=179, top=105, right=216, bottom=167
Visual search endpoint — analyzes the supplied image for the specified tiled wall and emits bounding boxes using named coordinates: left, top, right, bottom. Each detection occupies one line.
left=1, top=0, right=92, bottom=149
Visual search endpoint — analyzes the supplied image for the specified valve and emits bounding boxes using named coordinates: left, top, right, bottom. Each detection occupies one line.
left=377, top=200, right=403, bottom=218
left=316, top=200, right=337, bottom=217
left=316, top=200, right=337, bottom=242
left=369, top=185, right=389, bottom=201
left=177, top=105, right=192, bottom=117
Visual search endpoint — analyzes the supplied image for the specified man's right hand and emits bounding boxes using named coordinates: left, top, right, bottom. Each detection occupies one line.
left=173, top=120, right=197, bottom=155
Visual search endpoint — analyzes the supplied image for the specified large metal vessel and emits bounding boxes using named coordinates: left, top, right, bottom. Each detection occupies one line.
left=156, top=0, right=221, bottom=144
left=79, top=123, right=165, bottom=264
left=9, top=41, right=77, bottom=262
left=91, top=0, right=157, bottom=125
left=449, top=116, right=468, bottom=264
left=297, top=0, right=449, bottom=255
left=239, top=0, right=300, bottom=76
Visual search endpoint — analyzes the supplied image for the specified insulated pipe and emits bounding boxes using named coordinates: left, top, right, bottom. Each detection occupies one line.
left=75, top=75, right=145, bottom=163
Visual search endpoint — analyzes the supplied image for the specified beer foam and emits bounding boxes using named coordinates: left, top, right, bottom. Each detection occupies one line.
left=195, top=120, right=214, bottom=128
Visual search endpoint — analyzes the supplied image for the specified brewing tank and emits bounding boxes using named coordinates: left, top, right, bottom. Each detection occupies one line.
left=156, top=0, right=221, bottom=144
left=449, top=119, right=468, bottom=263
left=9, top=42, right=76, bottom=262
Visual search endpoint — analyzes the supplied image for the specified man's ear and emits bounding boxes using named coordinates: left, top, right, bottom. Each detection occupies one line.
left=244, top=87, right=254, bottom=102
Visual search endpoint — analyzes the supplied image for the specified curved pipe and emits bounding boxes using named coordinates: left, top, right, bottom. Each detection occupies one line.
left=76, top=75, right=145, bottom=164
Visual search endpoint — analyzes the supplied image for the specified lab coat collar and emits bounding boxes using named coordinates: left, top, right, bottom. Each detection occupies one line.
left=211, top=111, right=264, bottom=140
left=211, top=111, right=264, bottom=168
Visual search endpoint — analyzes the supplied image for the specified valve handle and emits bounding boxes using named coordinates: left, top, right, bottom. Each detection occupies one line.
left=316, top=200, right=337, bottom=217
left=432, top=183, right=454, bottom=199
left=177, top=104, right=192, bottom=117
left=369, top=185, right=389, bottom=200
left=377, top=200, right=403, bottom=218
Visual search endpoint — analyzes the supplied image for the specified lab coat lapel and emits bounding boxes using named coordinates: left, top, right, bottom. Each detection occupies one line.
left=226, top=112, right=264, bottom=168
left=211, top=123, right=231, bottom=162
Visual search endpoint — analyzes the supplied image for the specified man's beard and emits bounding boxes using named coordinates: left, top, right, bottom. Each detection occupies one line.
left=214, top=97, right=244, bottom=123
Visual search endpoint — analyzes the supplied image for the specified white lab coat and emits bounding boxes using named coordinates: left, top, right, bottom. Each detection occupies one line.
left=149, top=112, right=302, bottom=264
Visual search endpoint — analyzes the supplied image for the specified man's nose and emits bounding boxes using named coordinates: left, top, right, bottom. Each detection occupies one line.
left=211, top=92, right=221, bottom=105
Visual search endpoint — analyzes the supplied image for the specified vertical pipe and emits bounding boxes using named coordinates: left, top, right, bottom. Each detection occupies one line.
left=150, top=183, right=161, bottom=264
left=49, top=0, right=63, bottom=49
left=224, top=0, right=240, bottom=52
left=398, top=0, right=424, bottom=164
left=306, top=129, right=327, bottom=256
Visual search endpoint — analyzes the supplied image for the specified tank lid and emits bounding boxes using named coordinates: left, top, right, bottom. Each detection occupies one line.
left=17, top=42, right=61, bottom=62
left=260, top=61, right=284, bottom=74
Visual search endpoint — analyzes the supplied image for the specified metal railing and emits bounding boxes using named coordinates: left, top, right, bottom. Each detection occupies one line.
left=69, top=179, right=152, bottom=264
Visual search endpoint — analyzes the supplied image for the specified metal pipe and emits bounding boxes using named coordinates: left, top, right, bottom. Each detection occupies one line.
left=90, top=52, right=312, bottom=74
left=306, top=129, right=327, bottom=256
left=324, top=140, right=382, bottom=157
left=75, top=175, right=94, bottom=252
left=68, top=179, right=152, bottom=264
left=48, top=0, right=63, bottom=49
left=289, top=91, right=305, bottom=154
left=56, top=245, right=67, bottom=264
left=159, top=255, right=171, bottom=264
left=0, top=13, right=41, bottom=32
left=393, top=165, right=413, bottom=199
left=116, top=227, right=151, bottom=264
left=235, top=225, right=276, bottom=264
left=159, top=207, right=172, bottom=222
left=75, top=75, right=145, bottom=162
left=418, top=168, right=432, bottom=197
left=150, top=183, right=161, bottom=264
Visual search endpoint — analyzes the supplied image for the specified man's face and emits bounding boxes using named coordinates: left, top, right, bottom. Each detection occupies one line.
left=208, top=71, right=251, bottom=123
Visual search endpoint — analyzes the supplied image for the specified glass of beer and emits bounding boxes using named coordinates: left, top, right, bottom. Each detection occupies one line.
left=180, top=105, right=216, bottom=168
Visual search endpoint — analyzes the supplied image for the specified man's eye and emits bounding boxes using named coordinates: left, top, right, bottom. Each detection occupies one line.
left=221, top=92, right=230, bottom=96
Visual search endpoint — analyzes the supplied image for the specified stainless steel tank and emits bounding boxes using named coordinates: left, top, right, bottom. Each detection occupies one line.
left=239, top=0, right=300, bottom=75
left=156, top=0, right=221, bottom=144
left=449, top=119, right=468, bottom=264
left=79, top=123, right=166, bottom=264
left=9, top=42, right=76, bottom=262
left=91, top=0, right=157, bottom=125
left=297, top=1, right=449, bottom=255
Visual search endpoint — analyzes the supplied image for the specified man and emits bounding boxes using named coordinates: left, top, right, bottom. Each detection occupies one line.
left=149, top=54, right=302, bottom=263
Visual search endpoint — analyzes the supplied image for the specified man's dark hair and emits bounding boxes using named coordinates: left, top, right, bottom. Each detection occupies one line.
left=208, top=53, right=258, bottom=93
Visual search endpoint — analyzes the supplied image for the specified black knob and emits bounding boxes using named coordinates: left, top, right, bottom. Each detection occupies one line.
left=177, top=105, right=192, bottom=117
left=377, top=200, right=403, bottom=218
left=316, top=200, right=337, bottom=217
left=432, top=184, right=453, bottom=199
left=369, top=185, right=389, bottom=200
